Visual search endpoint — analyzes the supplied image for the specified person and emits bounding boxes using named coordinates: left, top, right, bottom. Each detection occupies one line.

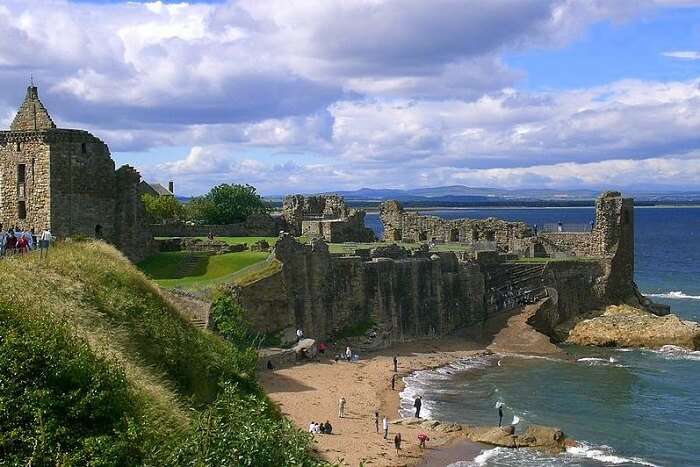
left=309, top=421, right=316, bottom=433
left=39, top=229, right=52, bottom=259
left=383, top=416, right=389, bottom=439
left=0, top=229, right=6, bottom=257
left=533, top=224, right=538, bottom=235
left=207, top=231, right=214, bottom=240
left=394, top=432, right=402, bottom=455
left=324, top=420, right=332, bottom=434
left=374, top=411, right=380, bottom=433
left=496, top=402, right=504, bottom=427
left=345, top=346, right=352, bottom=362
left=393, top=355, right=398, bottom=373
left=319, top=422, right=326, bottom=434
left=266, top=360, right=274, bottom=370
left=5, top=230, right=16, bottom=256
left=23, top=230, right=33, bottom=250
left=414, top=395, right=422, bottom=418
left=338, top=397, right=346, bottom=418
left=557, top=221, right=563, bottom=232
left=318, top=342, right=327, bottom=354
left=16, top=233, right=27, bottom=255
left=296, top=328, right=303, bottom=342
left=417, top=432, right=430, bottom=450
left=391, top=374, right=397, bottom=391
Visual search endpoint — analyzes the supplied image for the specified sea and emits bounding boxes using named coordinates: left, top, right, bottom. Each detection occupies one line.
left=364, top=207, right=700, bottom=467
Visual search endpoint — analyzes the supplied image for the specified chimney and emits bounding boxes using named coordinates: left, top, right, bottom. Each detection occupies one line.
left=168, top=180, right=174, bottom=194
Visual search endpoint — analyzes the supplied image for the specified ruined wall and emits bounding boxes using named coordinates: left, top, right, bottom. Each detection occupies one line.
left=112, top=166, right=156, bottom=262
left=536, top=232, right=596, bottom=258
left=236, top=234, right=486, bottom=342
left=379, top=200, right=532, bottom=251
left=284, top=194, right=375, bottom=242
left=150, top=214, right=283, bottom=238
left=49, top=131, right=116, bottom=240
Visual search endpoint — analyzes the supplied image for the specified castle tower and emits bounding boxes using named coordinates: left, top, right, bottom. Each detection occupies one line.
left=0, top=85, right=116, bottom=239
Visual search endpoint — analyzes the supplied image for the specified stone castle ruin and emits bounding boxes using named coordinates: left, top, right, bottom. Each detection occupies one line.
left=282, top=194, right=375, bottom=243
left=235, top=191, right=648, bottom=346
left=0, top=85, right=153, bottom=261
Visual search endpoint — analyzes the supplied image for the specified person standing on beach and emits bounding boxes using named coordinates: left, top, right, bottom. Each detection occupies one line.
left=345, top=346, right=352, bottom=362
left=391, top=374, right=397, bottom=390
left=393, top=355, right=398, bottom=373
left=414, top=395, right=422, bottom=418
left=382, top=416, right=389, bottom=439
left=394, top=432, right=402, bottom=455
left=374, top=411, right=379, bottom=433
left=338, top=397, right=346, bottom=418
left=496, top=402, right=503, bottom=426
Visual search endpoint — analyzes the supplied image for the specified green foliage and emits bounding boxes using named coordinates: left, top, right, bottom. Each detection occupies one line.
left=142, top=193, right=185, bottom=223
left=172, top=383, right=321, bottom=467
left=185, top=184, right=270, bottom=225
left=0, top=312, right=149, bottom=465
left=210, top=295, right=252, bottom=349
left=331, top=318, right=376, bottom=340
left=0, top=242, right=322, bottom=466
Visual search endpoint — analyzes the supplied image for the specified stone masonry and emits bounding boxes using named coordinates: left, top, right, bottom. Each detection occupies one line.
left=282, top=194, right=375, bottom=242
left=0, top=85, right=154, bottom=261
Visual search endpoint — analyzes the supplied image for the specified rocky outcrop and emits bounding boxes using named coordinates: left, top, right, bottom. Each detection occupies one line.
left=465, top=425, right=567, bottom=453
left=563, top=304, right=700, bottom=350
left=391, top=418, right=568, bottom=454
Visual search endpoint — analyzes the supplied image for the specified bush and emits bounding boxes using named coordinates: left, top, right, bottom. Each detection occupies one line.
left=172, top=383, right=321, bottom=467
left=0, top=313, right=149, bottom=465
left=185, top=184, right=270, bottom=225
left=142, top=193, right=185, bottom=223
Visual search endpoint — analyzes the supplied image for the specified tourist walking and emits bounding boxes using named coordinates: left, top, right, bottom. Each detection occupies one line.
left=39, top=229, right=52, bottom=259
left=338, top=397, right=346, bottom=418
left=5, top=230, right=16, bottom=256
left=393, top=432, right=402, bottom=455
left=16, top=234, right=27, bottom=255
left=393, top=355, right=398, bottom=373
left=374, top=411, right=379, bottom=433
left=383, top=416, right=389, bottom=439
left=414, top=395, right=422, bottom=418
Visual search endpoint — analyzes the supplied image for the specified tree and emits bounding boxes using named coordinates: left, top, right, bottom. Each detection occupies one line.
left=186, top=184, right=269, bottom=225
left=141, top=193, right=185, bottom=223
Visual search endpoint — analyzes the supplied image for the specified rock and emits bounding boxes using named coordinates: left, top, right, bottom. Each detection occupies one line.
left=566, top=304, right=700, bottom=350
left=280, top=326, right=298, bottom=346
left=292, top=338, right=317, bottom=360
left=465, top=425, right=567, bottom=453
left=251, top=239, right=271, bottom=252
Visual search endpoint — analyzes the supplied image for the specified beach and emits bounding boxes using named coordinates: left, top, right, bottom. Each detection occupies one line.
left=259, top=338, right=488, bottom=466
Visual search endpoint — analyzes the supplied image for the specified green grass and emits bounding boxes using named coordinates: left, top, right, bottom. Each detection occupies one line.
left=0, top=241, right=323, bottom=466
left=509, top=256, right=601, bottom=264
left=138, top=250, right=271, bottom=289
left=155, top=236, right=278, bottom=246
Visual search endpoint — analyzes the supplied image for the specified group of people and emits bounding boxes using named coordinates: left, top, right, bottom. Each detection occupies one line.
left=308, top=420, right=332, bottom=435
left=0, top=226, right=52, bottom=258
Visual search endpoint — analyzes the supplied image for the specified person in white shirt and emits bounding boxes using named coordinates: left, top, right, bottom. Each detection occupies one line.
left=308, top=421, right=316, bottom=433
left=39, top=229, right=52, bottom=259
left=383, top=416, right=389, bottom=439
left=296, top=328, right=303, bottom=342
left=345, top=346, right=352, bottom=362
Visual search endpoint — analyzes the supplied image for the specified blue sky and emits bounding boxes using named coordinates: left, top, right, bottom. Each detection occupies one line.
left=2, top=0, right=700, bottom=195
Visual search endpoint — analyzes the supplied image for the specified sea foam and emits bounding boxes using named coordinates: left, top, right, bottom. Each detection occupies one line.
left=645, top=290, right=700, bottom=300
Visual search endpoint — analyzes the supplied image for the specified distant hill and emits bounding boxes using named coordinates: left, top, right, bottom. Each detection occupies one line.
left=265, top=185, right=700, bottom=205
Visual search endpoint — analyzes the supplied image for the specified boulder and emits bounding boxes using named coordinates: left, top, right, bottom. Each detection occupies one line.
left=566, top=304, right=700, bottom=350
left=292, top=338, right=317, bottom=360
left=465, top=425, right=567, bottom=453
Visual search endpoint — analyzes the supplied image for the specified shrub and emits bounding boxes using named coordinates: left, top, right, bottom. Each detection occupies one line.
left=0, top=313, right=149, bottom=465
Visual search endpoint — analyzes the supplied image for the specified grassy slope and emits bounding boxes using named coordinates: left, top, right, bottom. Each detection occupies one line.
left=0, top=242, right=318, bottom=465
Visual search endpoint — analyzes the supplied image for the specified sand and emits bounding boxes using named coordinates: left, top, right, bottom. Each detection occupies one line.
left=259, top=303, right=554, bottom=466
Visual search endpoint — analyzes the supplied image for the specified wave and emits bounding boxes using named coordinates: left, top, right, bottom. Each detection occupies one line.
left=645, top=290, right=700, bottom=300
left=653, top=345, right=700, bottom=362
left=566, top=442, right=661, bottom=466
left=454, top=443, right=660, bottom=467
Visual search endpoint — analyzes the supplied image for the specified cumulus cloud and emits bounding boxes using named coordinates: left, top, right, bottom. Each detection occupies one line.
left=0, top=0, right=697, bottom=193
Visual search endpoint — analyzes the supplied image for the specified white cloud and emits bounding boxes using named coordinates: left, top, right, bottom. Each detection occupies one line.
left=662, top=50, right=700, bottom=60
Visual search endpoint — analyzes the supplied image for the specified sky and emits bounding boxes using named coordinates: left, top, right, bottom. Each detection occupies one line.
left=2, top=0, right=700, bottom=196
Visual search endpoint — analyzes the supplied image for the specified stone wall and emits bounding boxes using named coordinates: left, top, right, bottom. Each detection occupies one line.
left=112, top=166, right=156, bottom=262
left=379, top=200, right=532, bottom=252
left=150, top=214, right=283, bottom=238
left=235, top=234, right=486, bottom=342
left=283, top=194, right=375, bottom=242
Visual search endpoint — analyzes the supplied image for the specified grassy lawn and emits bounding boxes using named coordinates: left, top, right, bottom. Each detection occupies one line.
left=138, top=250, right=270, bottom=289
left=154, top=236, right=278, bottom=246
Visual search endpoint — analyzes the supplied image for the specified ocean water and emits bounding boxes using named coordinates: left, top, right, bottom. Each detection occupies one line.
left=365, top=207, right=700, bottom=467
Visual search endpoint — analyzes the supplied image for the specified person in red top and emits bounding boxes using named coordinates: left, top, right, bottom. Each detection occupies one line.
left=417, top=432, right=430, bottom=450
left=16, top=235, right=28, bottom=255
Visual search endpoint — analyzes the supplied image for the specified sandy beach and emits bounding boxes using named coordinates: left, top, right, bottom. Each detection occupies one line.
left=259, top=339, right=488, bottom=466
left=258, top=303, right=556, bottom=466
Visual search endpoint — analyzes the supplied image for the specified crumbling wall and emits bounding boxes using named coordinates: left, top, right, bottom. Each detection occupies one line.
left=284, top=194, right=375, bottom=242
left=112, top=166, right=156, bottom=262
left=379, top=200, right=532, bottom=251
left=150, top=214, right=283, bottom=238
left=235, top=234, right=486, bottom=342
